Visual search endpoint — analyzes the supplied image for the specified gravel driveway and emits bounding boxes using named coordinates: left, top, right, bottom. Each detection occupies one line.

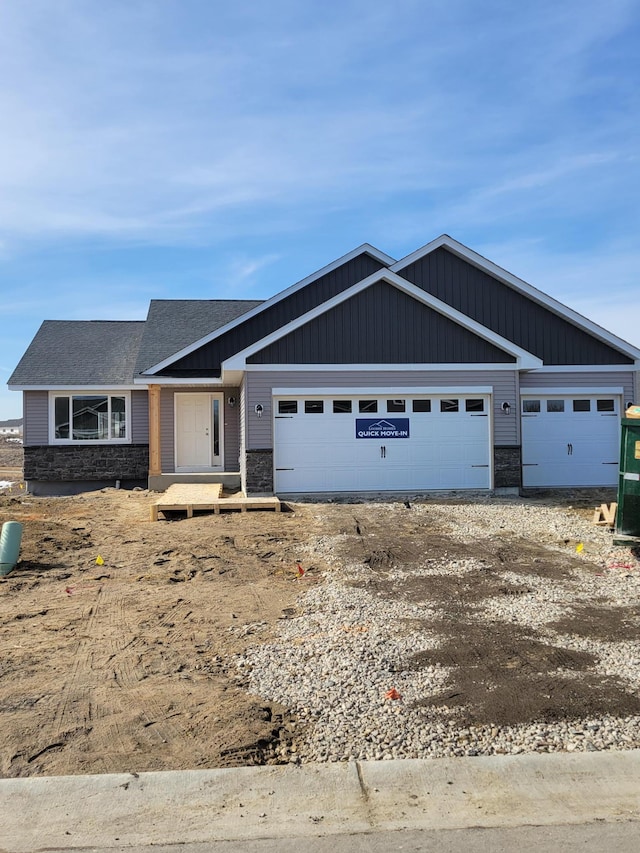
left=237, top=496, right=640, bottom=762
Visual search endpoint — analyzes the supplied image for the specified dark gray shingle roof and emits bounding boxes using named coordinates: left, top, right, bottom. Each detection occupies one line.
left=134, top=299, right=263, bottom=374
left=9, top=321, right=146, bottom=385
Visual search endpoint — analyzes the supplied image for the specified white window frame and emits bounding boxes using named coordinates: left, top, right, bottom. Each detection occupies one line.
left=49, top=390, right=132, bottom=445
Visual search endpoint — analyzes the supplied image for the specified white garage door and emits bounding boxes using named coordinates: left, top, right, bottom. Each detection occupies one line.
left=521, top=394, right=620, bottom=487
left=273, top=392, right=492, bottom=493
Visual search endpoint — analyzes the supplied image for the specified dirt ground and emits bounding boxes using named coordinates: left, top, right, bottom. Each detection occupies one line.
left=1, top=441, right=639, bottom=777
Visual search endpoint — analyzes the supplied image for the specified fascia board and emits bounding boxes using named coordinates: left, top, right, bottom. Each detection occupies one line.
left=133, top=376, right=223, bottom=386
left=223, top=269, right=543, bottom=372
left=141, top=243, right=396, bottom=375
left=392, top=234, right=640, bottom=361
left=244, top=363, right=522, bottom=372
left=11, top=384, right=139, bottom=391
left=527, top=364, right=639, bottom=373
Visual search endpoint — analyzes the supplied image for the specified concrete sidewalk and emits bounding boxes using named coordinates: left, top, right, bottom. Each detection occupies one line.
left=2, top=751, right=640, bottom=852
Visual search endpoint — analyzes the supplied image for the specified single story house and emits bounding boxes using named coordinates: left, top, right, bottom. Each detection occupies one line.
left=0, top=418, right=23, bottom=437
left=9, top=235, right=640, bottom=496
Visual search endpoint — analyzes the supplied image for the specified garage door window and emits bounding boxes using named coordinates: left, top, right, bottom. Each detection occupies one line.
left=278, top=401, right=298, bottom=414
left=465, top=399, right=485, bottom=413
left=387, top=399, right=406, bottom=413
left=412, top=399, right=431, bottom=412
left=547, top=400, right=564, bottom=413
left=441, top=399, right=459, bottom=412
left=523, top=400, right=540, bottom=413
left=359, top=400, right=378, bottom=413
left=333, top=400, right=352, bottom=413
left=597, top=399, right=615, bottom=412
left=573, top=400, right=591, bottom=412
left=304, top=400, right=324, bottom=414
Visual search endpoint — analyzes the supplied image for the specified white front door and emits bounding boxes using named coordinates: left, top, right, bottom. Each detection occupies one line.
left=521, top=394, right=620, bottom=487
left=175, top=393, right=223, bottom=471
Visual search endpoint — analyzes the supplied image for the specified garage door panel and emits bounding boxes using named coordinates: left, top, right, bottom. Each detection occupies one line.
left=274, top=394, right=492, bottom=493
left=521, top=396, right=620, bottom=487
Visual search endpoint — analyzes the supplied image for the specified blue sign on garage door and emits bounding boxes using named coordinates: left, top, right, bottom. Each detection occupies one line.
left=356, top=418, right=410, bottom=438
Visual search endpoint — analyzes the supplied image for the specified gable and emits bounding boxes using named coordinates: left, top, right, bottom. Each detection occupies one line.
left=396, top=247, right=633, bottom=365
left=246, top=281, right=516, bottom=365
left=159, top=251, right=387, bottom=376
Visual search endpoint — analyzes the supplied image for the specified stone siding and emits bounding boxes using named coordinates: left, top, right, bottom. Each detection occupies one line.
left=494, top=445, right=522, bottom=489
left=24, top=444, right=149, bottom=482
left=245, top=449, right=273, bottom=493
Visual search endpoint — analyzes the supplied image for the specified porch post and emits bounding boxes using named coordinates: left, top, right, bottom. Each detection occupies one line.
left=148, top=384, right=161, bottom=477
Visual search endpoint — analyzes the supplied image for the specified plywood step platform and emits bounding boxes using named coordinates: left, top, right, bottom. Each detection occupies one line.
left=151, top=484, right=281, bottom=520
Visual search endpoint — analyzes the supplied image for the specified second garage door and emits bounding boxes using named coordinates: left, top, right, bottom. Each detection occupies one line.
left=521, top=393, right=620, bottom=487
left=273, top=391, right=492, bottom=493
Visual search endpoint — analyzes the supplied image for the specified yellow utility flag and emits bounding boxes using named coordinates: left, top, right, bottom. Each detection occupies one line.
left=576, top=543, right=584, bottom=553
left=95, top=555, right=104, bottom=565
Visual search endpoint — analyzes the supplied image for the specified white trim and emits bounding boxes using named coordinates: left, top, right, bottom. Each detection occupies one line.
left=48, top=390, right=132, bottom=445
left=391, top=234, right=640, bottom=361
left=133, top=377, right=224, bottom=386
left=272, top=386, right=493, bottom=396
left=222, top=270, right=543, bottom=372
left=242, top=363, right=520, bottom=373
left=520, top=387, right=624, bottom=396
left=526, top=364, right=639, bottom=373
left=142, top=243, right=395, bottom=375
left=14, top=384, right=138, bottom=392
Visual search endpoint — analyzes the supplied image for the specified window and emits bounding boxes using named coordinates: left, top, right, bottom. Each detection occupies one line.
left=523, top=399, right=540, bottom=413
left=304, top=400, right=324, bottom=414
left=387, top=399, right=406, bottom=413
left=465, top=399, right=485, bottom=413
left=597, top=399, right=615, bottom=412
left=333, top=400, right=352, bottom=413
left=53, top=394, right=128, bottom=442
left=573, top=399, right=591, bottom=412
left=412, top=399, right=431, bottom=413
left=440, top=399, right=459, bottom=413
left=359, top=399, right=378, bottom=413
left=547, top=400, right=565, bottom=413
left=278, top=401, right=297, bottom=414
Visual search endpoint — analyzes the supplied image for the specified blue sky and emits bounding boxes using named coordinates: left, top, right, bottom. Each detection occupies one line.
left=1, top=0, right=639, bottom=418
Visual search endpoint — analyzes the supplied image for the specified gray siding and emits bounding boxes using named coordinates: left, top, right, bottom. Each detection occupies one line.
left=131, top=390, right=149, bottom=443
left=245, top=370, right=518, bottom=449
left=248, top=282, right=516, bottom=365
left=23, top=390, right=48, bottom=445
left=520, top=371, right=634, bottom=402
left=159, top=387, right=240, bottom=473
left=397, top=248, right=633, bottom=366
left=161, top=253, right=387, bottom=376
left=24, top=389, right=150, bottom=446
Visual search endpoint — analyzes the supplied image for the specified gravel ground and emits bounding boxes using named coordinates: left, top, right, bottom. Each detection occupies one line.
left=236, top=497, right=640, bottom=763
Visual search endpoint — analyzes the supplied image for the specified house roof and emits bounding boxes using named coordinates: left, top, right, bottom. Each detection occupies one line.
left=134, top=300, right=263, bottom=374
left=9, top=321, right=146, bottom=386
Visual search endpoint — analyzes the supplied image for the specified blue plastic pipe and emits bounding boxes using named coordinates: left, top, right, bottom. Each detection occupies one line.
left=0, top=521, right=23, bottom=576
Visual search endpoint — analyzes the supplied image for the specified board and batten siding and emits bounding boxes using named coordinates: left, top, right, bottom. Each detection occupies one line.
left=244, top=370, right=518, bottom=449
left=23, top=390, right=48, bottom=445
left=159, top=387, right=240, bottom=473
left=520, top=371, right=635, bottom=403
left=397, top=248, right=633, bottom=366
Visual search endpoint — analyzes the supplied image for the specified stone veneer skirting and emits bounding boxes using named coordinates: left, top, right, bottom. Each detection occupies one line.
left=493, top=445, right=522, bottom=489
left=245, top=449, right=274, bottom=493
left=24, top=444, right=149, bottom=482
